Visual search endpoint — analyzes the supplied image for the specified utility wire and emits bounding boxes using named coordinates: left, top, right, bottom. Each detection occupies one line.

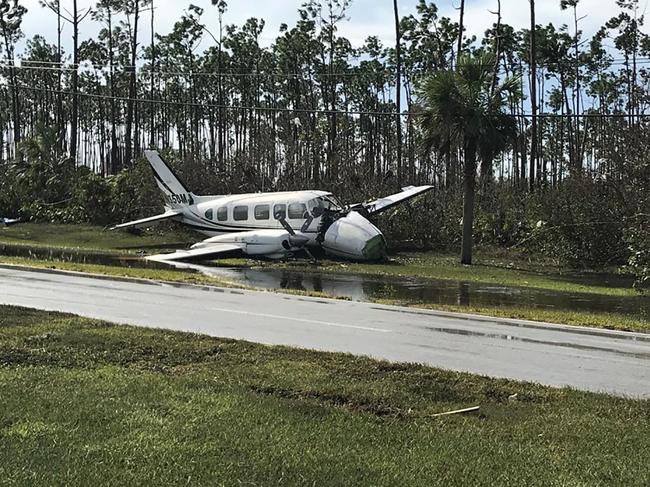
left=0, top=61, right=393, bottom=78
left=4, top=56, right=650, bottom=67
left=16, top=84, right=406, bottom=117
left=2, top=57, right=650, bottom=79
left=14, top=84, right=650, bottom=119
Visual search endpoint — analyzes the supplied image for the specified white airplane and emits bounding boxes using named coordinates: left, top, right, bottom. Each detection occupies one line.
left=112, top=150, right=433, bottom=262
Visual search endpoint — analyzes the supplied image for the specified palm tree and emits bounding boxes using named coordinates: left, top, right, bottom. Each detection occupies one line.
left=418, top=52, right=519, bottom=265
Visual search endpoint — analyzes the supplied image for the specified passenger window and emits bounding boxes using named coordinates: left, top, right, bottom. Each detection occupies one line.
left=255, top=205, right=270, bottom=220
left=233, top=206, right=248, bottom=221
left=205, top=208, right=214, bottom=220
left=273, top=204, right=286, bottom=220
left=217, top=207, right=227, bottom=221
left=288, top=203, right=307, bottom=219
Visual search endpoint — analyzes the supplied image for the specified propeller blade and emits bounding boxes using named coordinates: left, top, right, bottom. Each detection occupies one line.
left=275, top=211, right=319, bottom=262
left=301, top=215, right=314, bottom=232
left=275, top=213, right=296, bottom=236
left=302, top=246, right=317, bottom=263
left=288, top=234, right=309, bottom=248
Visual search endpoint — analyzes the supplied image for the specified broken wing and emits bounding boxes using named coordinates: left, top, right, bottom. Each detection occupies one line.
left=147, top=242, right=243, bottom=262
left=359, top=185, right=434, bottom=216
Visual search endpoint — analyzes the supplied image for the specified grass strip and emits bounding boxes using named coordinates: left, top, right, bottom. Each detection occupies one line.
left=372, top=299, right=649, bottom=333
left=0, top=223, right=192, bottom=253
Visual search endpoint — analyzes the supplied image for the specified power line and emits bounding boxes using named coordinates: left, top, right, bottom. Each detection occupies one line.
left=2, top=56, right=650, bottom=80
left=16, top=84, right=406, bottom=117
left=5, top=55, right=650, bottom=68
left=13, top=84, right=650, bottom=119
left=0, top=61, right=392, bottom=79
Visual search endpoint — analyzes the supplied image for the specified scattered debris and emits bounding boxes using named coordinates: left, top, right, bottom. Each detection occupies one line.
left=431, top=406, right=480, bottom=418
left=508, top=393, right=518, bottom=402
left=1, top=217, right=21, bottom=227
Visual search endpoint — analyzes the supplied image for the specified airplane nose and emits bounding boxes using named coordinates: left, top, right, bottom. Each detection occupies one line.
left=322, top=211, right=386, bottom=261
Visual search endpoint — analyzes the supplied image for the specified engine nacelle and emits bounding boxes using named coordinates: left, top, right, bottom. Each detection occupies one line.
left=321, top=211, right=387, bottom=261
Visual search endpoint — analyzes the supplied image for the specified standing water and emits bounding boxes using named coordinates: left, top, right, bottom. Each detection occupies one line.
left=1, top=243, right=647, bottom=321
left=157, top=260, right=649, bottom=320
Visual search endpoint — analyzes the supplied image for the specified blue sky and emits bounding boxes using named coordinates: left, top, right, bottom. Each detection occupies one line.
left=18, top=0, right=647, bottom=55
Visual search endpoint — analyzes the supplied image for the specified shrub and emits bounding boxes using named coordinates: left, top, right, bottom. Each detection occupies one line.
left=475, top=185, right=531, bottom=247
left=626, top=229, right=649, bottom=289
left=524, top=177, right=629, bottom=268
left=71, top=169, right=113, bottom=224
left=109, top=159, right=161, bottom=223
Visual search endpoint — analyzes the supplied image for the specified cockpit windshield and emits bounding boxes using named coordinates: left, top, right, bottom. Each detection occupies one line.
left=324, top=195, right=344, bottom=210
left=307, top=195, right=343, bottom=214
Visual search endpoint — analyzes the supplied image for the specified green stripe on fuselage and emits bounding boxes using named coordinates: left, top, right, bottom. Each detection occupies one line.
left=362, top=235, right=387, bottom=260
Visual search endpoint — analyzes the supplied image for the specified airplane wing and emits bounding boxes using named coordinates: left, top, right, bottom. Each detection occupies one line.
left=111, top=210, right=183, bottom=230
left=147, top=243, right=243, bottom=262
left=357, top=185, right=434, bottom=216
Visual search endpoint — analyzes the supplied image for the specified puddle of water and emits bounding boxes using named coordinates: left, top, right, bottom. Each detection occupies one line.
left=417, top=325, right=650, bottom=359
left=2, top=243, right=647, bottom=320
left=162, top=261, right=649, bottom=320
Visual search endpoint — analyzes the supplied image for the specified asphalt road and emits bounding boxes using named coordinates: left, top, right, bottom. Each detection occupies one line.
left=1, top=266, right=648, bottom=398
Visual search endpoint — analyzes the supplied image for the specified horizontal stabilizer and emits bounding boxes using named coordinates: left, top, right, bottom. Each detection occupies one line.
left=2, top=218, right=21, bottom=227
left=111, top=210, right=183, bottom=230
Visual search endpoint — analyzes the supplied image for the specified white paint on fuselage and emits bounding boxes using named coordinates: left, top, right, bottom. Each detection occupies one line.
left=177, top=190, right=334, bottom=244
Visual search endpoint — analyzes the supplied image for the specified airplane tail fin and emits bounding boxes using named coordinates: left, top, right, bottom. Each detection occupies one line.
left=144, top=150, right=195, bottom=209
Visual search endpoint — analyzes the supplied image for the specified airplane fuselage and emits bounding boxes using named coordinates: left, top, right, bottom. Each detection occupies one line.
left=172, top=190, right=387, bottom=260
left=180, top=190, right=335, bottom=243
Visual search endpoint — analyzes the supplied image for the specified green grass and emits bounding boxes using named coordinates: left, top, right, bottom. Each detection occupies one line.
left=0, top=306, right=648, bottom=486
left=373, top=300, right=649, bottom=333
left=0, top=223, right=193, bottom=253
